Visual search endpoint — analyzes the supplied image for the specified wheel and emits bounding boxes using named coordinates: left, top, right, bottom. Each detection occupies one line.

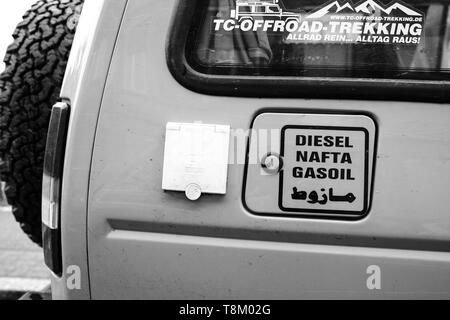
left=0, top=0, right=84, bottom=246
left=239, top=16, right=254, bottom=22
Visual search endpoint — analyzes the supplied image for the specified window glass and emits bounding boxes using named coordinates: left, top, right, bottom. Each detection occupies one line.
left=188, top=0, right=450, bottom=80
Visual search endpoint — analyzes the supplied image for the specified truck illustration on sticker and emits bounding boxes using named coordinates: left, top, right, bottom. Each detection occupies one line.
left=230, top=0, right=300, bottom=21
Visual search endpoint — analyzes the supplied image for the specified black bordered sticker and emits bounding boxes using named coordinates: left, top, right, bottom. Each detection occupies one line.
left=279, top=126, right=369, bottom=216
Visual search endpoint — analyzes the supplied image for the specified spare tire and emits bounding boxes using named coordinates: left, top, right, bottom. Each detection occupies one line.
left=0, top=0, right=84, bottom=246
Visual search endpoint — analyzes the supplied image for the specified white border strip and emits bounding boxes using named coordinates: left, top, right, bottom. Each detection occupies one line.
left=0, top=278, right=50, bottom=292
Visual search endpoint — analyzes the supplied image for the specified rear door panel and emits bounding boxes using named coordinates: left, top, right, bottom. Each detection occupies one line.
left=87, top=0, right=450, bottom=299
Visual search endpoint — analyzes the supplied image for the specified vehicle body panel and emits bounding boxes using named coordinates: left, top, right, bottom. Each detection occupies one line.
left=93, top=230, right=450, bottom=299
left=52, top=0, right=128, bottom=300
left=82, top=0, right=450, bottom=299
left=49, top=0, right=450, bottom=299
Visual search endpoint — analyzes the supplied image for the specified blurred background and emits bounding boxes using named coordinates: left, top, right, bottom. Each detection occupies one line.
left=0, top=0, right=50, bottom=299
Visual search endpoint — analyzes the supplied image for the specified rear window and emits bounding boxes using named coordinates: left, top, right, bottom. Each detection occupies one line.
left=168, top=0, right=450, bottom=101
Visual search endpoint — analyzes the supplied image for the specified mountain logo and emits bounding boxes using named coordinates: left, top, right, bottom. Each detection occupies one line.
left=308, top=1, right=355, bottom=19
left=307, top=0, right=422, bottom=19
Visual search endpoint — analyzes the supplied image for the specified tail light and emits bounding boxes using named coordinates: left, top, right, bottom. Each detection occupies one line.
left=42, top=102, right=70, bottom=276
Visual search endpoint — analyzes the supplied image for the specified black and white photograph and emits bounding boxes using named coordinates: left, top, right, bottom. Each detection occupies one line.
left=0, top=0, right=449, bottom=307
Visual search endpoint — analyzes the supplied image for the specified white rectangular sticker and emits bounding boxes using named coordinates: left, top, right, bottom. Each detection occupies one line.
left=279, top=126, right=369, bottom=216
left=213, top=0, right=424, bottom=46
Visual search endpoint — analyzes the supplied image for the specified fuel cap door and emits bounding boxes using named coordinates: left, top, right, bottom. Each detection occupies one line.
left=243, top=112, right=377, bottom=220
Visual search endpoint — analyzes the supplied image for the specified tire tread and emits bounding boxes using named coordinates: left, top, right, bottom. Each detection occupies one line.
left=0, top=0, right=84, bottom=245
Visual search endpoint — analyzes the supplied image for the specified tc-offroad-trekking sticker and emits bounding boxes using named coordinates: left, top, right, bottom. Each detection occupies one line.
left=213, top=0, right=424, bottom=45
